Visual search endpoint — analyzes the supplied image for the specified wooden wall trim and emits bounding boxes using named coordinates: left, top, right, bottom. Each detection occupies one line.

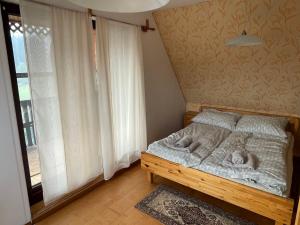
left=189, top=103, right=300, bottom=118
left=198, top=104, right=300, bottom=120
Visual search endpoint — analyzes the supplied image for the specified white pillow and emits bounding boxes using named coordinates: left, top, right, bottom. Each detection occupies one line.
left=203, top=108, right=241, bottom=118
left=235, top=115, right=288, bottom=138
left=192, top=110, right=241, bottom=130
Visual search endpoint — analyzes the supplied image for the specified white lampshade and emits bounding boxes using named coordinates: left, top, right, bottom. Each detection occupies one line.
left=67, top=0, right=170, bottom=13
left=226, top=30, right=263, bottom=47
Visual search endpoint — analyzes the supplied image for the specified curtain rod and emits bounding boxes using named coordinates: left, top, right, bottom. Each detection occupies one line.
left=87, top=9, right=138, bottom=27
left=25, top=0, right=155, bottom=32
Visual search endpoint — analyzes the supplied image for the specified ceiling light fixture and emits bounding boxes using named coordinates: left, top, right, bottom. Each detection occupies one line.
left=226, top=30, right=263, bottom=47
left=226, top=0, right=263, bottom=47
left=67, top=0, right=170, bottom=13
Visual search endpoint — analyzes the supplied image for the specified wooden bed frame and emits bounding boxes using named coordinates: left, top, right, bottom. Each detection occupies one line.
left=141, top=104, right=300, bottom=225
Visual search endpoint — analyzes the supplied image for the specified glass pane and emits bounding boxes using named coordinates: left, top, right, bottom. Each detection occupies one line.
left=28, top=146, right=41, bottom=186
left=9, top=15, right=41, bottom=187
left=17, top=77, right=31, bottom=101
left=10, top=27, right=28, bottom=73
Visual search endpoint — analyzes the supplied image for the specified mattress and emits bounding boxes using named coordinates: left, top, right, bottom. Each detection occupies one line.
left=146, top=123, right=294, bottom=197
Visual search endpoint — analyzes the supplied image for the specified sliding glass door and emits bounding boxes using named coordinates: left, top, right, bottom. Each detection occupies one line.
left=1, top=1, right=43, bottom=205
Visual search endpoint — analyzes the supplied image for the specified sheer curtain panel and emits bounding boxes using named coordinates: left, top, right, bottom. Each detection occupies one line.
left=20, top=0, right=102, bottom=204
left=96, top=18, right=147, bottom=180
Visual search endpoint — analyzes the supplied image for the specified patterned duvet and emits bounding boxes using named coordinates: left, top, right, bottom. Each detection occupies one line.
left=147, top=123, right=231, bottom=167
left=146, top=123, right=293, bottom=197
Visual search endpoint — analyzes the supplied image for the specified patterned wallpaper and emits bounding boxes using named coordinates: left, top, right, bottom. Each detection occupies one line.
left=153, top=0, right=300, bottom=115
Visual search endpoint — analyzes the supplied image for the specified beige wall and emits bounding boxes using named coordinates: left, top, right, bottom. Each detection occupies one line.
left=154, top=0, right=300, bottom=115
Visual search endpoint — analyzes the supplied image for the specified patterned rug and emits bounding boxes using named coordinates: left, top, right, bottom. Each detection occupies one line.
left=135, top=185, right=256, bottom=225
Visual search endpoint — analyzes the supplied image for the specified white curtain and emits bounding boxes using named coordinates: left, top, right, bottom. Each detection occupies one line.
left=20, top=1, right=102, bottom=204
left=96, top=18, right=147, bottom=180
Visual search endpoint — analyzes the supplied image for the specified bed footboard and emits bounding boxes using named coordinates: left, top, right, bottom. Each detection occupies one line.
left=141, top=152, right=294, bottom=225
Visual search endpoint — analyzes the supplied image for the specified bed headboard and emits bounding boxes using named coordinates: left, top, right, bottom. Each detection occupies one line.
left=184, top=104, right=300, bottom=149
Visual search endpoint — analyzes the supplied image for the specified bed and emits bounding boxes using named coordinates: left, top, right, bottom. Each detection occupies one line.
left=141, top=105, right=300, bottom=225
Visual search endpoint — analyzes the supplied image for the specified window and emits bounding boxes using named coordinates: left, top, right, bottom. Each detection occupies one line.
left=1, top=2, right=43, bottom=205
left=9, top=16, right=42, bottom=186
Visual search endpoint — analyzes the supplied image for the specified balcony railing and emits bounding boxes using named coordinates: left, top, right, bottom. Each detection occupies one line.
left=20, top=100, right=36, bottom=147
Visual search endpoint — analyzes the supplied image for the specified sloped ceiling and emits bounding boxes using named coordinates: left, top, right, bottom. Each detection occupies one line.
left=154, top=0, right=300, bottom=114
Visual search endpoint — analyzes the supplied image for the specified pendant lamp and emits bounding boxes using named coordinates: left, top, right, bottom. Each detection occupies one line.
left=226, top=30, right=263, bottom=46
left=226, top=1, right=263, bottom=47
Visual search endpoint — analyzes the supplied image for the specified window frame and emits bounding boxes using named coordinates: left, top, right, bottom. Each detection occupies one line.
left=1, top=1, right=43, bottom=205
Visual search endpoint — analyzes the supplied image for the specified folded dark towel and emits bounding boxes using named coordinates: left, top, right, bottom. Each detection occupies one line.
left=223, top=152, right=256, bottom=170
left=165, top=138, right=200, bottom=153
left=175, top=135, right=193, bottom=148
left=188, top=142, right=200, bottom=152
left=231, top=151, right=247, bottom=164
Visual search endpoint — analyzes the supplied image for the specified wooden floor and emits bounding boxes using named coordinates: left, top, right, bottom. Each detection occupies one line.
left=35, top=164, right=274, bottom=225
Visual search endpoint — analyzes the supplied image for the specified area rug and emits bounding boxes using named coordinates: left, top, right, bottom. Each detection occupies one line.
left=135, top=185, right=256, bottom=225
